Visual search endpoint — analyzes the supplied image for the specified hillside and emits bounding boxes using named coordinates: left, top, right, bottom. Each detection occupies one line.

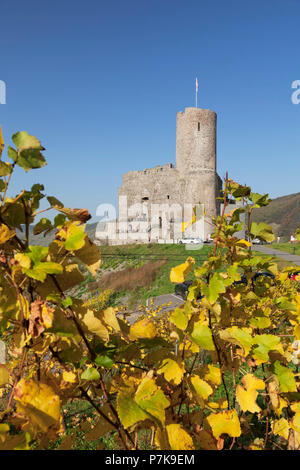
left=252, top=192, right=300, bottom=240
left=16, top=222, right=102, bottom=246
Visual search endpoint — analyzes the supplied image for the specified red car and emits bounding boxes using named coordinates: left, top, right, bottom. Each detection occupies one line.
left=288, top=271, right=300, bottom=281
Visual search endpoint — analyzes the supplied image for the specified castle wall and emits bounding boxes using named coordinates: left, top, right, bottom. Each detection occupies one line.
left=119, top=163, right=182, bottom=209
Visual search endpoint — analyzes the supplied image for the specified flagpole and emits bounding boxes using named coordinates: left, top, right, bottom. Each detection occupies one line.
left=195, top=77, right=198, bottom=108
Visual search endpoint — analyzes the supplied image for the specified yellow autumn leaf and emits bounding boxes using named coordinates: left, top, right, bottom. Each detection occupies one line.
left=207, top=409, right=241, bottom=439
left=41, top=304, right=54, bottom=329
left=249, top=438, right=264, bottom=450
left=272, top=418, right=289, bottom=440
left=236, top=373, right=265, bottom=413
left=191, top=375, right=213, bottom=400
left=203, top=364, right=221, bottom=386
left=170, top=257, right=195, bottom=283
left=0, top=367, right=10, bottom=387
left=236, top=238, right=252, bottom=247
left=268, top=379, right=279, bottom=409
left=157, top=358, right=185, bottom=385
left=0, top=224, right=15, bottom=244
left=293, top=325, right=300, bottom=343
left=166, top=424, right=195, bottom=450
left=0, top=424, right=9, bottom=443
left=62, top=371, right=77, bottom=383
left=15, top=378, right=61, bottom=433
left=130, top=318, right=156, bottom=339
left=81, top=309, right=109, bottom=342
left=18, top=295, right=30, bottom=320
left=208, top=399, right=228, bottom=410
left=14, top=253, right=31, bottom=269
left=101, top=307, right=120, bottom=332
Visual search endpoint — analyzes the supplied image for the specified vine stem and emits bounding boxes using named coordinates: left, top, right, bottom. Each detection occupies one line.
left=6, top=346, right=28, bottom=410
left=79, top=387, right=131, bottom=451
left=50, top=274, right=96, bottom=360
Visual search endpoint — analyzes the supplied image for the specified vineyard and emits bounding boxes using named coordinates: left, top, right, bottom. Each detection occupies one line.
left=1, top=128, right=300, bottom=451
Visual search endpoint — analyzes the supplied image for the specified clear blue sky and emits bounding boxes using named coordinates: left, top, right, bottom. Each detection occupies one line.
left=1, top=0, right=300, bottom=222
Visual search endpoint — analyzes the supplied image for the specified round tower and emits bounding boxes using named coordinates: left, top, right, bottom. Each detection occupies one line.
left=176, top=107, right=216, bottom=174
left=175, top=107, right=218, bottom=220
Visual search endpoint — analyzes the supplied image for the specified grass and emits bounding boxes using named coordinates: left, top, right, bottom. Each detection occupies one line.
left=268, top=242, right=300, bottom=256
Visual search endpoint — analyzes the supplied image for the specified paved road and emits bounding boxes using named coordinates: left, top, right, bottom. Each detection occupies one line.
left=125, top=293, right=184, bottom=324
left=253, top=245, right=300, bottom=267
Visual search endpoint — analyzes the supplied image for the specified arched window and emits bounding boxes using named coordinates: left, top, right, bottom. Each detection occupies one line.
left=198, top=122, right=200, bottom=131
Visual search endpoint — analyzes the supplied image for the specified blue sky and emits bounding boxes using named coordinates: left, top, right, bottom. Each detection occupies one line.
left=0, top=0, right=300, bottom=222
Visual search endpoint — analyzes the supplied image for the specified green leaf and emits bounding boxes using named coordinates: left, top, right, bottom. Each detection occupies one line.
left=12, top=131, right=44, bottom=151
left=47, top=196, right=64, bottom=208
left=250, top=222, right=275, bottom=243
left=27, top=246, right=48, bottom=264
left=36, top=262, right=63, bottom=275
left=191, top=323, right=215, bottom=350
left=201, top=273, right=226, bottom=304
left=64, top=225, right=86, bottom=251
left=95, top=355, right=114, bottom=369
left=33, top=218, right=53, bottom=235
left=220, top=327, right=253, bottom=356
left=275, top=297, right=297, bottom=312
left=250, top=193, right=271, bottom=207
left=134, top=377, right=170, bottom=427
left=61, top=297, right=73, bottom=309
left=0, top=161, right=12, bottom=176
left=17, top=148, right=46, bottom=171
left=252, top=334, right=281, bottom=363
left=272, top=361, right=297, bottom=393
left=7, top=146, right=18, bottom=162
left=117, top=387, right=149, bottom=429
left=23, top=246, right=63, bottom=281
left=81, top=367, right=100, bottom=381
left=23, top=262, right=63, bottom=281
left=54, top=214, right=66, bottom=227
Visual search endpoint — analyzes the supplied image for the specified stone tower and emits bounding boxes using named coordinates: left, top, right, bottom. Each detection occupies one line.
left=176, top=107, right=219, bottom=219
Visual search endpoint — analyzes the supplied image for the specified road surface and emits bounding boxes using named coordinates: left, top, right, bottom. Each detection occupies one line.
left=253, top=245, right=300, bottom=267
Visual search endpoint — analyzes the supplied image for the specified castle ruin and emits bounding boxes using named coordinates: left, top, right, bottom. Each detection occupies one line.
left=97, top=107, right=229, bottom=245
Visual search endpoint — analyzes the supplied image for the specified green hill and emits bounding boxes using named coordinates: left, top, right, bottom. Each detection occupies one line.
left=252, top=192, right=300, bottom=240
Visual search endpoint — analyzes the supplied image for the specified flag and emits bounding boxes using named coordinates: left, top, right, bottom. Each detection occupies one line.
left=196, top=77, right=198, bottom=92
